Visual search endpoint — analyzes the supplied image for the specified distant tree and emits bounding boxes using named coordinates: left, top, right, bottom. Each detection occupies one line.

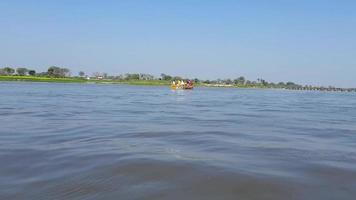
left=140, top=74, right=154, bottom=80
left=0, top=68, right=5, bottom=75
left=48, top=66, right=60, bottom=77
left=3, top=67, right=15, bottom=75
left=48, top=66, right=70, bottom=77
left=258, top=78, right=267, bottom=86
left=125, top=73, right=140, bottom=80
left=210, top=80, right=218, bottom=84
left=173, top=76, right=182, bottom=81
left=233, top=79, right=239, bottom=85
left=60, top=68, right=70, bottom=77
left=102, top=73, right=108, bottom=79
left=16, top=67, right=28, bottom=76
left=269, top=82, right=276, bottom=87
left=161, top=73, right=172, bottom=81
left=277, top=82, right=285, bottom=88
left=234, top=77, right=246, bottom=85
left=28, top=70, right=36, bottom=76
left=225, top=79, right=233, bottom=85
left=113, top=74, right=124, bottom=80
left=78, top=71, right=85, bottom=77
left=262, top=80, right=268, bottom=86
left=48, top=66, right=56, bottom=76
left=285, top=82, right=301, bottom=89
left=194, top=78, right=200, bottom=84
left=237, top=76, right=245, bottom=85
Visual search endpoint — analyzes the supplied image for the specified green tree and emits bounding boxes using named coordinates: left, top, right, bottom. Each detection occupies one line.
left=60, top=68, right=70, bottom=77
left=278, top=82, right=285, bottom=85
left=161, top=73, right=172, bottom=81
left=225, top=79, right=233, bottom=85
left=173, top=76, right=182, bottom=81
left=140, top=74, right=154, bottom=80
left=262, top=80, right=268, bottom=86
left=48, top=66, right=70, bottom=77
left=234, top=76, right=245, bottom=85
left=16, top=67, right=28, bottom=76
left=79, top=71, right=85, bottom=77
left=3, top=67, right=15, bottom=75
left=103, top=73, right=108, bottom=79
left=286, top=82, right=295, bottom=86
left=48, top=66, right=60, bottom=77
left=258, top=78, right=267, bottom=86
left=237, top=76, right=245, bottom=85
left=28, top=70, right=36, bottom=76
left=125, top=73, right=140, bottom=80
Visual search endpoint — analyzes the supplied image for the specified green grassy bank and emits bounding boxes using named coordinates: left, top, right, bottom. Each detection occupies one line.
left=0, top=75, right=171, bottom=86
left=0, top=75, right=86, bottom=83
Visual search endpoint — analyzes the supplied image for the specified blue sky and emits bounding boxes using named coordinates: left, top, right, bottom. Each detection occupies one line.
left=1, top=0, right=355, bottom=87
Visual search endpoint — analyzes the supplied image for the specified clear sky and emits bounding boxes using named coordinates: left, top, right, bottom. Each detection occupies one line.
left=1, top=0, right=355, bottom=87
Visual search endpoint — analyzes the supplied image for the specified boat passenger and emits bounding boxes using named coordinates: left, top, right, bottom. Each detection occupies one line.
left=187, top=80, right=191, bottom=86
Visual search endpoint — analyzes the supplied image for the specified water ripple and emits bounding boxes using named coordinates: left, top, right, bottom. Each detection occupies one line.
left=1, top=82, right=356, bottom=199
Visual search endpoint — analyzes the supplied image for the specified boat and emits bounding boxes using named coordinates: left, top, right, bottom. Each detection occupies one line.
left=171, top=80, right=194, bottom=90
left=171, top=84, right=194, bottom=90
left=184, top=85, right=193, bottom=90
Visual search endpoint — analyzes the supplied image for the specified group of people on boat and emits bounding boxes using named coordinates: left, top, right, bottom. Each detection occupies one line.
left=171, top=80, right=194, bottom=90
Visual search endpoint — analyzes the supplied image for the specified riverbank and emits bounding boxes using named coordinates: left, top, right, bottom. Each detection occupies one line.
left=1, top=75, right=355, bottom=92
left=0, top=75, right=170, bottom=86
left=200, top=83, right=356, bottom=92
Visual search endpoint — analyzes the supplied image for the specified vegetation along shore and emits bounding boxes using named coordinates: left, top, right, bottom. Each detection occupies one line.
left=0, top=66, right=355, bottom=92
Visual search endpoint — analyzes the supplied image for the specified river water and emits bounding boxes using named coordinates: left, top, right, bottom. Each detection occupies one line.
left=0, top=82, right=355, bottom=200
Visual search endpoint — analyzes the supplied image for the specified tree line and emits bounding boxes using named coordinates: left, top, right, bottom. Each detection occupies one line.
left=0, top=66, right=306, bottom=88
left=0, top=66, right=70, bottom=78
left=2, top=66, right=350, bottom=90
left=0, top=67, right=36, bottom=76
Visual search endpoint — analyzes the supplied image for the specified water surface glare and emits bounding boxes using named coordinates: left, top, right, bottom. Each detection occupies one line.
left=1, top=82, right=356, bottom=200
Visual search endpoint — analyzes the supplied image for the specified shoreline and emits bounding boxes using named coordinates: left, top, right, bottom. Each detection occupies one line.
left=1, top=75, right=355, bottom=92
